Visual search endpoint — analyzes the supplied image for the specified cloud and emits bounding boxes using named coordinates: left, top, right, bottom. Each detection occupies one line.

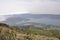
left=0, top=15, right=12, bottom=22
left=29, top=0, right=60, bottom=14
left=0, top=0, right=60, bottom=15
left=0, top=16, right=8, bottom=21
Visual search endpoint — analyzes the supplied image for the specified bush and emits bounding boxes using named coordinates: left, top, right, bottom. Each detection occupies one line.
left=0, top=30, right=17, bottom=40
left=0, top=23, right=9, bottom=27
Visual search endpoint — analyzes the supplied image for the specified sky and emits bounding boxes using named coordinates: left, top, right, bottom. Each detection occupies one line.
left=0, top=0, right=60, bottom=15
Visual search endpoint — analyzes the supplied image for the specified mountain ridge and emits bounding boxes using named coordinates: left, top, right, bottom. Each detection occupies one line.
left=0, top=14, right=60, bottom=26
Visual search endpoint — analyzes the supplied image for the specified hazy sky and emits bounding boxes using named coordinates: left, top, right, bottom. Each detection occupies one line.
left=0, top=0, right=60, bottom=15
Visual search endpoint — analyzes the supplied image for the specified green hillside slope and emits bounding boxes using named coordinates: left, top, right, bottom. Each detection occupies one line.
left=0, top=24, right=59, bottom=40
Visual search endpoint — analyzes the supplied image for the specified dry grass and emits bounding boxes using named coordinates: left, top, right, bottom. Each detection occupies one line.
left=0, top=26, right=59, bottom=40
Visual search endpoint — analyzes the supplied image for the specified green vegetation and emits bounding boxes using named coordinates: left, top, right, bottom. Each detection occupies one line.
left=0, top=23, right=60, bottom=40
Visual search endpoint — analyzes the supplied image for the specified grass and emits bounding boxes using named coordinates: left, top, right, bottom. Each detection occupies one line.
left=0, top=26, right=59, bottom=40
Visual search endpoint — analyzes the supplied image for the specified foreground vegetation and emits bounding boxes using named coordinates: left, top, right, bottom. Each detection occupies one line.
left=0, top=23, right=60, bottom=40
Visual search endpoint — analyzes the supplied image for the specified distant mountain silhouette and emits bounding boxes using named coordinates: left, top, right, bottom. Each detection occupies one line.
left=2, top=14, right=60, bottom=25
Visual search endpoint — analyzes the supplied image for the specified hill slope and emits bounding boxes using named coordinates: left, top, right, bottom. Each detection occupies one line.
left=0, top=25, right=58, bottom=40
